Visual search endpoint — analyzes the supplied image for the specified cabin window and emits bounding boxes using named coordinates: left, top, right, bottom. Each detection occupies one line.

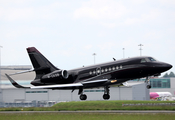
left=112, top=67, right=115, bottom=70
left=89, top=71, right=92, bottom=75
left=105, top=68, right=107, bottom=72
left=116, top=66, right=119, bottom=69
left=93, top=71, right=96, bottom=74
left=148, top=57, right=156, bottom=61
left=120, top=65, right=122, bottom=69
left=141, top=59, right=147, bottom=63
left=109, top=67, right=111, bottom=71
left=101, top=69, right=104, bottom=73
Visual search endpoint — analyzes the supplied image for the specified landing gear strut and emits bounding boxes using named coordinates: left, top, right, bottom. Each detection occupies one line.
left=78, top=87, right=87, bottom=100
left=145, top=77, right=151, bottom=89
left=103, top=86, right=110, bottom=100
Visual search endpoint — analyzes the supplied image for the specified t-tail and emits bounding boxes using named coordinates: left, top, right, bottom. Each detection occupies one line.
left=27, top=47, right=59, bottom=80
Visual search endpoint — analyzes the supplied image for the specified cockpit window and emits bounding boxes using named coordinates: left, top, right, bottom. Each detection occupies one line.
left=148, top=57, right=156, bottom=61
left=141, top=59, right=147, bottom=63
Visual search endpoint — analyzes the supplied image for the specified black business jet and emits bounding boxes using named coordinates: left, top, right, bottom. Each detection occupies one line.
left=6, top=47, right=172, bottom=100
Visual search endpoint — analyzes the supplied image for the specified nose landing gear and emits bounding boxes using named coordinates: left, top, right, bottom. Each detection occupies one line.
left=145, top=77, right=151, bottom=89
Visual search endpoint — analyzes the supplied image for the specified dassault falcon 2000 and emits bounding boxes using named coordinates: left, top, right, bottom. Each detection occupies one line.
left=6, top=47, right=172, bottom=100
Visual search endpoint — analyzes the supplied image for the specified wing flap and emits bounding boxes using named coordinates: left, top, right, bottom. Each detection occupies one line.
left=31, top=83, right=83, bottom=89
left=81, top=79, right=108, bottom=84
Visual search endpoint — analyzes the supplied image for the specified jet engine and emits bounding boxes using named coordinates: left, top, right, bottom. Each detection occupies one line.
left=60, top=70, right=69, bottom=79
left=41, top=70, right=69, bottom=80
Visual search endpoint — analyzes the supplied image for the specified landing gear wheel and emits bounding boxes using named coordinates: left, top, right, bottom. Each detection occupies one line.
left=147, top=85, right=151, bottom=89
left=103, top=94, right=110, bottom=100
left=80, top=94, right=87, bottom=100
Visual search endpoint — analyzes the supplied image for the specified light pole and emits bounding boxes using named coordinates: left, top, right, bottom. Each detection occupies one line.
left=0, top=46, right=2, bottom=103
left=0, top=46, right=2, bottom=86
left=123, top=48, right=125, bottom=58
left=92, top=53, right=96, bottom=64
left=138, top=44, right=143, bottom=56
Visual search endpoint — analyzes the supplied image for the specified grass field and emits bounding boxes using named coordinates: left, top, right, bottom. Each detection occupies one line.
left=0, top=100, right=175, bottom=111
left=0, top=113, right=175, bottom=120
left=1, top=100, right=175, bottom=120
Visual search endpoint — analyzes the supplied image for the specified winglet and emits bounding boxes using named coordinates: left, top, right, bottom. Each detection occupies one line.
left=5, top=74, right=30, bottom=89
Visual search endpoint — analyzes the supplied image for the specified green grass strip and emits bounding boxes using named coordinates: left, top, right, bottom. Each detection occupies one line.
left=1, top=100, right=175, bottom=111
left=0, top=113, right=175, bottom=120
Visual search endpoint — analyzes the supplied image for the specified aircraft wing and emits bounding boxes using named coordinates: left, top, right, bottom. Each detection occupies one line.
left=5, top=74, right=108, bottom=89
left=31, top=79, right=108, bottom=89
left=31, top=83, right=83, bottom=89
left=122, top=82, right=144, bottom=87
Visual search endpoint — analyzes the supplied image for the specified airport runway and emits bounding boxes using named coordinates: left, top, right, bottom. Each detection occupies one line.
left=0, top=110, right=175, bottom=114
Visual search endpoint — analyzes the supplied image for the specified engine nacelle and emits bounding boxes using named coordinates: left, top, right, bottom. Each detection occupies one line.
left=61, top=70, right=69, bottom=79
left=42, top=70, right=69, bottom=80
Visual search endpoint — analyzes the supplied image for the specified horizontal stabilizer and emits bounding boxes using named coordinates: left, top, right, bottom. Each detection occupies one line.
left=9, top=69, right=34, bottom=76
left=5, top=74, right=30, bottom=89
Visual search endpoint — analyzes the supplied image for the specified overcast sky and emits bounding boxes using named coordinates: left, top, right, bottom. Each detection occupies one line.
left=0, top=0, right=175, bottom=74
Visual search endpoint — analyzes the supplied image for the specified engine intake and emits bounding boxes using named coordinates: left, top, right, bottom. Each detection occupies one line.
left=61, top=70, right=69, bottom=79
left=42, top=70, right=69, bottom=80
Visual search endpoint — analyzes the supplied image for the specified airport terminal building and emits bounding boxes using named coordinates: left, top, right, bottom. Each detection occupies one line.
left=0, top=66, right=174, bottom=107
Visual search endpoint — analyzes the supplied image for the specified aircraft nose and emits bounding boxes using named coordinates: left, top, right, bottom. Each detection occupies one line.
left=160, top=63, right=173, bottom=71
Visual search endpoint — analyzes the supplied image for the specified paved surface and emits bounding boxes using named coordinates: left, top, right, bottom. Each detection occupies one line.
left=0, top=110, right=175, bottom=114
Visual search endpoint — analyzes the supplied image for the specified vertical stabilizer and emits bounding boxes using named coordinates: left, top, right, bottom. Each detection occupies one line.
left=27, top=47, right=59, bottom=79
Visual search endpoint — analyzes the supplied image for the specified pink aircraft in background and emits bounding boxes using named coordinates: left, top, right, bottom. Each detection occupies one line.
left=150, top=92, right=172, bottom=100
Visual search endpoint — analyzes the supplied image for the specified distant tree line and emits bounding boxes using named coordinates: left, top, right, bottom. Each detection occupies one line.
left=163, top=72, right=175, bottom=78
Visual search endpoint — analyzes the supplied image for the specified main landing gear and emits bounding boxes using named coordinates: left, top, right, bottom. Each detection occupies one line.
left=78, top=87, right=87, bottom=100
left=78, top=86, right=110, bottom=100
left=145, top=77, right=151, bottom=89
left=103, top=86, right=110, bottom=100
left=80, top=94, right=87, bottom=100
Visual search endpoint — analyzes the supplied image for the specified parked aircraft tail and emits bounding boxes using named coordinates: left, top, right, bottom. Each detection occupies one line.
left=27, top=47, right=59, bottom=79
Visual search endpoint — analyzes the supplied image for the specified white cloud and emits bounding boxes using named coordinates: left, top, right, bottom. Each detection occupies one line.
left=3, top=26, right=46, bottom=40
left=130, top=0, right=146, bottom=4
left=159, top=0, right=175, bottom=5
left=0, top=1, right=62, bottom=22
left=74, top=0, right=128, bottom=20
left=0, top=0, right=175, bottom=72
left=124, top=9, right=161, bottom=25
left=100, top=22, right=116, bottom=28
left=97, top=42, right=117, bottom=55
left=73, top=0, right=165, bottom=28
left=0, top=0, right=28, bottom=5
left=84, top=45, right=93, bottom=50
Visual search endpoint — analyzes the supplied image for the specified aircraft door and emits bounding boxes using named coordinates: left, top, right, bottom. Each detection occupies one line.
left=96, top=67, right=101, bottom=75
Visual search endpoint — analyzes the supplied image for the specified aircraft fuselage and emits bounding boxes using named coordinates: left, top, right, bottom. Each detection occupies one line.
left=31, top=56, right=172, bottom=88
left=6, top=47, right=172, bottom=100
